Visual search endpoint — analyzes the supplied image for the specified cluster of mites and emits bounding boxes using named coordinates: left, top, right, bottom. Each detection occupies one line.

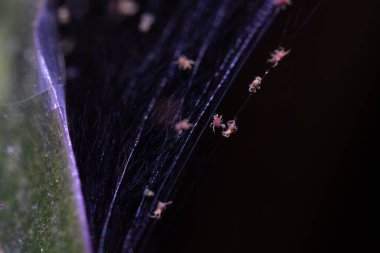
left=58, top=0, right=291, bottom=138
left=173, top=0, right=292, bottom=138
left=146, top=0, right=292, bottom=220
left=175, top=47, right=290, bottom=138
left=147, top=46, right=290, bottom=217
left=143, top=188, right=172, bottom=219
left=58, top=0, right=156, bottom=33
left=57, top=0, right=292, bottom=40
left=56, top=0, right=291, bottom=220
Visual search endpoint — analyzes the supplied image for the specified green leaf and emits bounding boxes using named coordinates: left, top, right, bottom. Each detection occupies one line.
left=0, top=1, right=90, bottom=252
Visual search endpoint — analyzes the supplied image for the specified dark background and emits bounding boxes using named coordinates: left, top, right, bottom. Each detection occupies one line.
left=160, top=1, right=379, bottom=252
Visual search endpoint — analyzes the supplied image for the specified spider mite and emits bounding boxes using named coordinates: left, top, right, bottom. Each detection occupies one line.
left=117, top=0, right=139, bottom=16
left=149, top=201, right=173, bottom=219
left=210, top=114, right=225, bottom=133
left=267, top=47, right=290, bottom=67
left=174, top=56, right=195, bottom=70
left=273, top=0, right=292, bottom=10
left=139, top=13, right=156, bottom=33
left=143, top=188, right=155, bottom=197
left=249, top=76, right=262, bottom=93
left=57, top=6, right=70, bottom=25
left=175, top=118, right=193, bottom=134
left=222, top=120, right=238, bottom=138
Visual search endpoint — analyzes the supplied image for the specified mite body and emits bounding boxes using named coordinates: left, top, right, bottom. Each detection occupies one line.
left=174, top=56, right=195, bottom=70
left=222, top=120, right=238, bottom=138
left=57, top=6, right=70, bottom=25
left=139, top=13, right=155, bottom=32
left=210, top=114, right=225, bottom=133
left=175, top=119, right=193, bottom=134
left=149, top=201, right=173, bottom=219
left=273, top=0, right=292, bottom=10
left=117, top=0, right=139, bottom=16
left=268, top=47, right=290, bottom=67
left=143, top=188, right=155, bottom=197
left=249, top=76, right=262, bottom=93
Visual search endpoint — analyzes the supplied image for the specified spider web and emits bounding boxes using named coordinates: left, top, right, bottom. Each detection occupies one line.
left=0, top=0, right=320, bottom=252
left=58, top=0, right=284, bottom=252
left=59, top=0, right=280, bottom=252
left=0, top=0, right=321, bottom=251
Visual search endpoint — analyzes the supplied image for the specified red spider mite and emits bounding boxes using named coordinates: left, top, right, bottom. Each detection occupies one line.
left=249, top=76, right=262, bottom=93
left=174, top=118, right=193, bottom=134
left=273, top=0, right=292, bottom=10
left=174, top=56, right=195, bottom=70
left=117, top=0, right=139, bottom=16
left=149, top=201, right=173, bottom=219
left=222, top=120, right=238, bottom=138
left=267, top=47, right=290, bottom=67
left=210, top=114, right=225, bottom=133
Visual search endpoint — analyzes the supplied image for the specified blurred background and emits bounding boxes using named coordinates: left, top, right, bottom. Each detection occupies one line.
left=160, top=1, right=380, bottom=252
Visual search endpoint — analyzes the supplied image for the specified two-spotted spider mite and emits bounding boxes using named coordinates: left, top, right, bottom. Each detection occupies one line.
left=143, top=188, right=155, bottom=197
left=117, top=0, right=139, bottom=16
left=249, top=76, right=262, bottom=93
left=222, top=120, right=238, bottom=138
left=149, top=201, right=173, bottom=219
left=210, top=114, right=226, bottom=133
left=268, top=47, right=290, bottom=67
left=174, top=118, right=193, bottom=134
left=273, top=0, right=292, bottom=10
left=139, top=13, right=156, bottom=33
left=174, top=56, right=195, bottom=70
left=57, top=6, right=70, bottom=25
